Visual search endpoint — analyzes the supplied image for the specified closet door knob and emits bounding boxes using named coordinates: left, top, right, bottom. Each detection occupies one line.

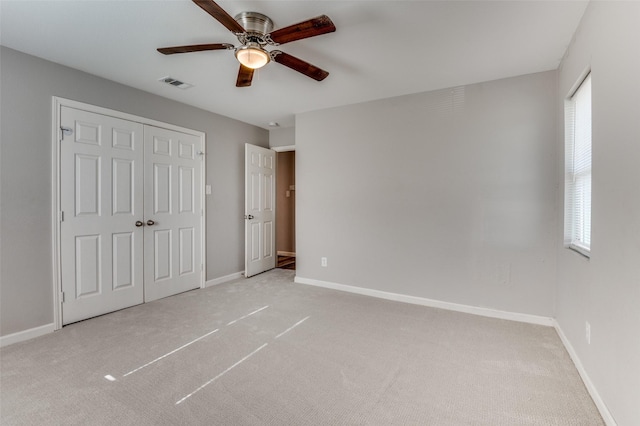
left=135, top=221, right=144, bottom=227
left=146, top=220, right=155, bottom=226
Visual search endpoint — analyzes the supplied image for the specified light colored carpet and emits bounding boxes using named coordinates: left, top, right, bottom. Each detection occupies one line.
left=0, top=269, right=603, bottom=425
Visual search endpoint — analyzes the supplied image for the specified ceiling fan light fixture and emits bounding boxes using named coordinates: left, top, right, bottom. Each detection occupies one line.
left=235, top=44, right=270, bottom=69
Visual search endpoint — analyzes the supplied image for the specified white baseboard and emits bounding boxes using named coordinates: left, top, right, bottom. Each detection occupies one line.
left=277, top=251, right=296, bottom=257
left=0, top=323, right=55, bottom=348
left=553, top=321, right=617, bottom=426
left=294, top=276, right=555, bottom=327
left=205, top=271, right=244, bottom=287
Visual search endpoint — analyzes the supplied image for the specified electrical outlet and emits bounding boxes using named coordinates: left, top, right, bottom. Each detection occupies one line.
left=321, top=257, right=327, bottom=267
left=585, top=321, right=591, bottom=344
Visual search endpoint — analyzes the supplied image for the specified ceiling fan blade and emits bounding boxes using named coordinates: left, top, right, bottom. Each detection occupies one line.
left=192, top=0, right=245, bottom=34
left=236, top=65, right=254, bottom=87
left=272, top=51, right=329, bottom=81
left=269, top=15, right=336, bottom=45
left=157, top=43, right=233, bottom=55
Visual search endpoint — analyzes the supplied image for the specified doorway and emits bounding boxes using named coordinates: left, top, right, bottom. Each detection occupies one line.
left=275, top=150, right=295, bottom=270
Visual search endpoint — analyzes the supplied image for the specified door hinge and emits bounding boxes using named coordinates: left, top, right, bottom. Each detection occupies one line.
left=60, top=126, right=73, bottom=140
left=60, top=291, right=65, bottom=303
left=59, top=211, right=64, bottom=222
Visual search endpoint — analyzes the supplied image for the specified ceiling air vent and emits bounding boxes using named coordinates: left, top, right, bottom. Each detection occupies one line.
left=159, top=76, right=193, bottom=90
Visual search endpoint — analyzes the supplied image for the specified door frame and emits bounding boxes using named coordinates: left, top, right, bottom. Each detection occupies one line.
left=51, top=97, right=206, bottom=330
left=271, top=145, right=296, bottom=262
left=271, top=145, right=295, bottom=153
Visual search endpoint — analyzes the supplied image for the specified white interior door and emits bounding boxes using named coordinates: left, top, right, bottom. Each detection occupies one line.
left=60, top=107, right=144, bottom=325
left=143, top=126, right=203, bottom=302
left=245, top=144, right=276, bottom=277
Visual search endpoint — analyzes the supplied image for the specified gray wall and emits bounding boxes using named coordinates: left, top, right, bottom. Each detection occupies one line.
left=296, top=71, right=559, bottom=317
left=556, top=2, right=640, bottom=424
left=0, top=46, right=268, bottom=336
left=269, top=127, right=295, bottom=148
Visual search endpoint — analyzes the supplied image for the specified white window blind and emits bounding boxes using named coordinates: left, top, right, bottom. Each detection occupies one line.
left=564, top=73, right=592, bottom=256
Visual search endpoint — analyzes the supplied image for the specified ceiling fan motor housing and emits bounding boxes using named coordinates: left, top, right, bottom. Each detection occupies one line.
left=234, top=12, right=274, bottom=36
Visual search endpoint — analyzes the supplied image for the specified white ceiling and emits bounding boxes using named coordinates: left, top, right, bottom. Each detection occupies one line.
left=0, top=0, right=588, bottom=129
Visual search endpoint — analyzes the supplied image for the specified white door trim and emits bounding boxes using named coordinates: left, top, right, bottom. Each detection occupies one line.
left=270, top=144, right=295, bottom=152
left=51, top=97, right=207, bottom=330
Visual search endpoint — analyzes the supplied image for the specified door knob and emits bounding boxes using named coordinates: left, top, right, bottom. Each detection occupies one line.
left=245, top=215, right=254, bottom=220
left=135, top=221, right=144, bottom=227
left=146, top=220, right=155, bottom=226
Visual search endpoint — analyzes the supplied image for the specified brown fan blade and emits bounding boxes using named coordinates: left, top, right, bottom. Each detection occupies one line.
left=157, top=43, right=233, bottom=55
left=236, top=65, right=254, bottom=87
left=269, top=15, right=335, bottom=45
left=192, top=0, right=245, bottom=34
left=272, top=51, right=329, bottom=81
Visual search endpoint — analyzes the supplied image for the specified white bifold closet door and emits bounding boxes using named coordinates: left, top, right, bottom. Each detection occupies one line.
left=143, top=125, right=202, bottom=302
left=60, top=106, right=202, bottom=325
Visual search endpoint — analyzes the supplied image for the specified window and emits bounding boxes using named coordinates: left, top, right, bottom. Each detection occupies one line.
left=564, top=73, right=592, bottom=256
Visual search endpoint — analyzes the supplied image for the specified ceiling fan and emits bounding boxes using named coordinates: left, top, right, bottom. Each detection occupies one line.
left=158, top=0, right=336, bottom=87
